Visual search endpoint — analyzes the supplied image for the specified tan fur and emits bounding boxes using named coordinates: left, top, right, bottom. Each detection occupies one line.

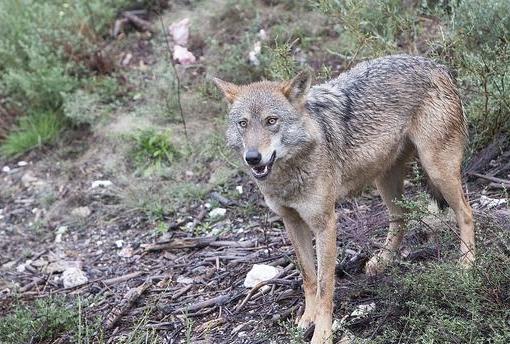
left=214, top=55, right=475, bottom=344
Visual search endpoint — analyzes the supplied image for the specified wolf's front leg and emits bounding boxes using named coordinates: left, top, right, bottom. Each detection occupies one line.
left=310, top=210, right=337, bottom=344
left=281, top=208, right=317, bottom=329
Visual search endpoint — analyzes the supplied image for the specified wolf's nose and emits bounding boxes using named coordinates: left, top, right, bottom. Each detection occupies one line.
left=245, top=149, right=262, bottom=165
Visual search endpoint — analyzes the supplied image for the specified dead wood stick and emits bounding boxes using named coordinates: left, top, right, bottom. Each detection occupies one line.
left=122, top=11, right=154, bottom=33
left=468, top=172, right=510, bottom=186
left=175, top=294, right=231, bottom=314
left=142, top=236, right=218, bottom=252
left=171, top=284, right=192, bottom=300
left=210, top=192, right=237, bottom=206
left=20, top=277, right=46, bottom=292
left=102, top=271, right=144, bottom=286
left=209, top=240, right=256, bottom=248
left=488, top=182, right=510, bottom=190
left=103, top=279, right=152, bottom=329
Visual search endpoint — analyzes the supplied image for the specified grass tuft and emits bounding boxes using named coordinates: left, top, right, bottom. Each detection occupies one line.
left=0, top=111, right=64, bottom=158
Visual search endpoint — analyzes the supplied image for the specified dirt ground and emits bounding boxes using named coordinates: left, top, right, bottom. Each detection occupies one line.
left=1, top=1, right=510, bottom=343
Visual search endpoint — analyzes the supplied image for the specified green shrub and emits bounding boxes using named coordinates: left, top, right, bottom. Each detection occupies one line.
left=0, top=297, right=96, bottom=344
left=131, top=129, right=182, bottom=169
left=0, top=112, right=65, bottom=158
left=315, top=0, right=510, bottom=150
left=0, top=0, right=132, bottom=154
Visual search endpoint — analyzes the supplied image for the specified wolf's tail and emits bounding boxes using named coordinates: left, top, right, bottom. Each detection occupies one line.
left=422, top=170, right=449, bottom=210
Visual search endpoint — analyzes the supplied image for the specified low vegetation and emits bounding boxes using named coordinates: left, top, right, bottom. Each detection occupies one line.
left=0, top=0, right=508, bottom=343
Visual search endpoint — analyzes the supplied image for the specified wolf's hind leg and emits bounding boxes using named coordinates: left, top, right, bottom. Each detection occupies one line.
left=281, top=208, right=317, bottom=329
left=417, top=148, right=475, bottom=266
left=366, top=161, right=408, bottom=275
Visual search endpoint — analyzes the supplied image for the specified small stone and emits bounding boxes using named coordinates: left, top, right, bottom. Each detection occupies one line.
left=72, top=206, right=91, bottom=218
left=21, top=171, right=42, bottom=187
left=236, top=186, right=243, bottom=194
left=62, top=268, right=88, bottom=288
left=45, top=260, right=82, bottom=274
left=91, top=180, right=113, bottom=189
left=243, top=264, right=281, bottom=288
left=480, top=195, right=507, bottom=209
left=209, top=208, right=226, bottom=219
left=350, top=302, right=376, bottom=318
left=176, top=276, right=194, bottom=284
left=118, top=246, right=134, bottom=258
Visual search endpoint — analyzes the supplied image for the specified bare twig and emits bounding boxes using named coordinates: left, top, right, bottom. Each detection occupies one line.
left=142, top=236, right=218, bottom=251
left=123, top=11, right=154, bottom=33
left=103, top=279, right=152, bottom=329
left=469, top=172, right=510, bottom=186
left=102, top=271, right=144, bottom=286
left=158, top=15, right=188, bottom=142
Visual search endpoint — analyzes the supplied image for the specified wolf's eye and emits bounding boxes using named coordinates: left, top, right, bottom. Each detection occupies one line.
left=266, top=117, right=278, bottom=125
left=239, top=120, right=248, bottom=128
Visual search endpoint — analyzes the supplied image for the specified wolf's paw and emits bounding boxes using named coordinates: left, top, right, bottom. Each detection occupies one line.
left=310, top=324, right=333, bottom=344
left=459, top=251, right=475, bottom=269
left=296, top=309, right=315, bottom=329
left=365, top=254, right=391, bottom=276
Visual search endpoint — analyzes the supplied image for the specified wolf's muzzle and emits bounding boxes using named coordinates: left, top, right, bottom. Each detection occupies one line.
left=245, top=149, right=262, bottom=166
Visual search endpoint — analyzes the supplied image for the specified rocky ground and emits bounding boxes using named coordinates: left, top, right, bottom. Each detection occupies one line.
left=1, top=1, right=510, bottom=343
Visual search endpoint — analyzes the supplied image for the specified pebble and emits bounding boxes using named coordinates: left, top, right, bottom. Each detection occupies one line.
left=209, top=208, right=226, bottom=219
left=62, top=268, right=88, bottom=288
left=243, top=264, right=280, bottom=288
left=91, top=180, right=113, bottom=189
left=71, top=206, right=91, bottom=218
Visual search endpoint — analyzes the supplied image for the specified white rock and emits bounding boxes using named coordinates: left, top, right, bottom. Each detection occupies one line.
left=45, top=260, right=82, bottom=274
left=115, top=240, right=124, bottom=248
left=17, top=161, right=28, bottom=167
left=168, top=18, right=190, bottom=46
left=480, top=195, right=507, bottom=209
left=177, top=276, right=194, bottom=284
left=258, top=29, right=268, bottom=40
left=2, top=166, right=10, bottom=173
left=62, top=268, right=88, bottom=288
left=173, top=45, right=196, bottom=65
left=209, top=208, right=227, bottom=219
left=54, top=226, right=68, bottom=243
left=248, top=41, right=262, bottom=66
left=21, top=171, right=42, bottom=187
left=121, top=53, right=133, bottom=66
left=243, top=264, right=280, bottom=288
left=91, top=180, right=113, bottom=189
left=236, top=186, right=243, bottom=194
left=71, top=206, right=91, bottom=218
left=118, top=246, right=134, bottom=258
left=350, top=302, right=376, bottom=318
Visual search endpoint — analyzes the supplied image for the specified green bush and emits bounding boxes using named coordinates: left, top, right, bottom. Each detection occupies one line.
left=315, top=0, right=510, bottom=150
left=0, top=297, right=96, bottom=344
left=0, top=0, right=132, bottom=156
left=131, top=129, right=182, bottom=169
left=0, top=112, right=65, bottom=158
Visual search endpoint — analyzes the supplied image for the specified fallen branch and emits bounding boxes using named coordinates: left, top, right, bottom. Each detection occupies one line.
left=103, top=279, right=152, bottom=329
left=123, top=11, right=154, bottom=33
left=142, top=236, right=218, bottom=252
left=175, top=294, right=231, bottom=314
left=102, top=271, right=144, bottom=286
left=469, top=172, right=510, bottom=186
left=210, top=192, right=237, bottom=206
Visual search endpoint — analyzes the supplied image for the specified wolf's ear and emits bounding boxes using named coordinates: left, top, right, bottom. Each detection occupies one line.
left=212, top=77, right=240, bottom=104
left=281, top=69, right=312, bottom=102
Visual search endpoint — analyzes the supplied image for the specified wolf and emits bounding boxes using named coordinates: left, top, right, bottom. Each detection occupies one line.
left=213, top=54, right=475, bottom=344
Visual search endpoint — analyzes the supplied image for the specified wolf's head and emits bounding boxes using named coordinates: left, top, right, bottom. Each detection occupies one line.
left=213, top=71, right=314, bottom=180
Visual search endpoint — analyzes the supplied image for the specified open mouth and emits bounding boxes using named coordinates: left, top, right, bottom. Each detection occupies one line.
left=251, top=151, right=276, bottom=180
